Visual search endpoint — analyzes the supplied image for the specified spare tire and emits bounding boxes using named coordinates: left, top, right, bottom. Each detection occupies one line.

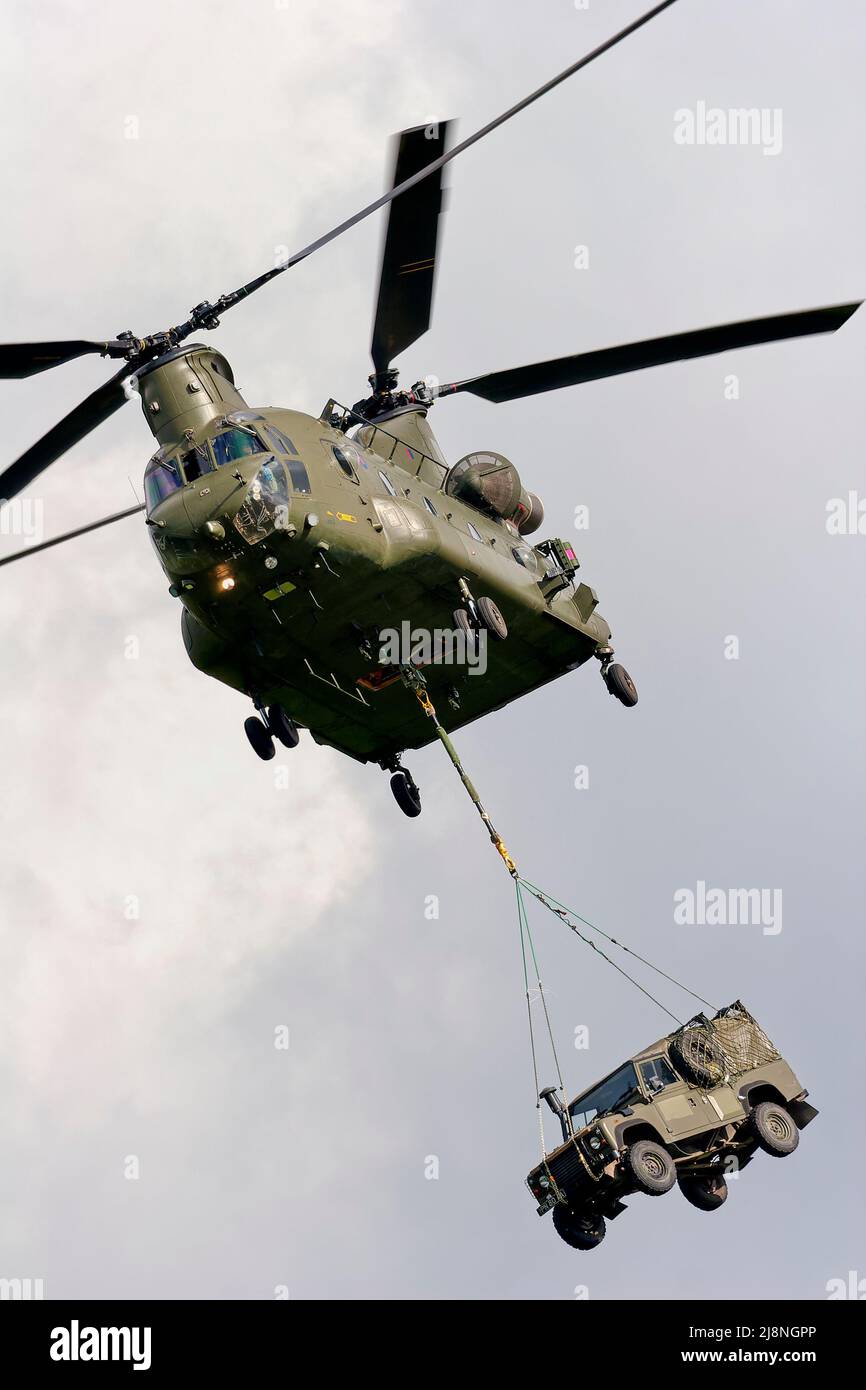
left=670, top=1028, right=727, bottom=1087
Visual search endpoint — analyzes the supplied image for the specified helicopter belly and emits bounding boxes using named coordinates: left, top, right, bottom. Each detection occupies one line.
left=180, top=530, right=604, bottom=764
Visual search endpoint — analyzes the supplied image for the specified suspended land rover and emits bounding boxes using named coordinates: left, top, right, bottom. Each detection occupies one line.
left=526, top=1002, right=818, bottom=1250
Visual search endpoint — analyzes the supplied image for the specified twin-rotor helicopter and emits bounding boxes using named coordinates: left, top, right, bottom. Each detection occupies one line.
left=0, top=1, right=859, bottom=816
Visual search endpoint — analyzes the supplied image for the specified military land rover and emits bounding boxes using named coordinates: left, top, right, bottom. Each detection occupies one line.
left=527, top=1001, right=817, bottom=1250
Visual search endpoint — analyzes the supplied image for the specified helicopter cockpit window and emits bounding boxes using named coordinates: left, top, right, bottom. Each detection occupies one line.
left=267, top=427, right=311, bottom=493
left=266, top=426, right=299, bottom=456
left=144, top=453, right=182, bottom=512
left=180, top=444, right=213, bottom=483
left=211, top=427, right=266, bottom=469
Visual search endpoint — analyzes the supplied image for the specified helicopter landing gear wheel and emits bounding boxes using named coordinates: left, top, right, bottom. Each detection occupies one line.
left=244, top=715, right=276, bottom=761
left=604, top=662, right=638, bottom=707
left=453, top=607, right=478, bottom=653
left=267, top=704, right=300, bottom=749
left=390, top=769, right=422, bottom=818
left=476, top=595, right=508, bottom=641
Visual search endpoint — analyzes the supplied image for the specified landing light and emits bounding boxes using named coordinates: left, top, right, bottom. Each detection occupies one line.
left=220, top=576, right=236, bottom=591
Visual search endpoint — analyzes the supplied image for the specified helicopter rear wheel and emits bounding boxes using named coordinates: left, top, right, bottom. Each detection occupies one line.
left=604, top=662, right=639, bottom=707
left=244, top=715, right=276, bottom=761
left=390, top=769, right=422, bottom=818
left=268, top=704, right=300, bottom=748
left=476, top=595, right=508, bottom=641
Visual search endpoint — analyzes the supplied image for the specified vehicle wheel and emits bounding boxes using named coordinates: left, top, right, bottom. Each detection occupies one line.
left=390, top=770, right=422, bottom=818
left=244, top=716, right=276, bottom=761
left=670, top=1028, right=727, bottom=1088
left=552, top=1203, right=606, bottom=1251
left=453, top=607, right=477, bottom=651
left=605, top=662, right=638, bottom=706
left=476, top=595, right=508, bottom=641
left=268, top=704, right=300, bottom=748
left=678, top=1174, right=729, bottom=1211
left=747, top=1101, right=799, bottom=1157
left=624, top=1139, right=676, bottom=1195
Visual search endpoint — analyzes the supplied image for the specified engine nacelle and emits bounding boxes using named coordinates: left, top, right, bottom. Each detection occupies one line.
left=445, top=451, right=544, bottom=535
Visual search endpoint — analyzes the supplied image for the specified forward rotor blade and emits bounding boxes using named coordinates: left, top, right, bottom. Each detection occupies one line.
left=371, top=122, right=453, bottom=376
left=0, top=339, right=125, bottom=379
left=0, top=365, right=133, bottom=500
left=205, top=0, right=679, bottom=319
left=0, top=504, right=144, bottom=569
left=439, top=303, right=862, bottom=404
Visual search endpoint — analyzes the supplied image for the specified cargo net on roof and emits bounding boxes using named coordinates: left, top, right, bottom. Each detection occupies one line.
left=670, top=1001, right=780, bottom=1084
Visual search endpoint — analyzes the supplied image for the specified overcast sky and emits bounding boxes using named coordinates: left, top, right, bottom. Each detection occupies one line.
left=0, top=0, right=863, bottom=1300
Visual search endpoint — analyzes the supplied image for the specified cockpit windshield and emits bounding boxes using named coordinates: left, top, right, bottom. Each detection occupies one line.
left=568, top=1063, right=641, bottom=1131
left=144, top=452, right=182, bottom=512
left=212, top=427, right=265, bottom=468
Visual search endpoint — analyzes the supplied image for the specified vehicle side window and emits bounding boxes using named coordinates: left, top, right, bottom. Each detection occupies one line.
left=332, top=445, right=361, bottom=481
left=266, top=427, right=311, bottom=493
left=144, top=453, right=182, bottom=511
left=378, top=469, right=398, bottom=498
left=267, top=426, right=300, bottom=456
left=640, top=1057, right=678, bottom=1093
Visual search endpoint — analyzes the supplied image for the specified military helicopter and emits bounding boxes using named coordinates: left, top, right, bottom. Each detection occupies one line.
left=0, top=1, right=859, bottom=817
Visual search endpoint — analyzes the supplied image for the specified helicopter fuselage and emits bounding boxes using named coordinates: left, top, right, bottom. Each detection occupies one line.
left=139, top=345, right=611, bottom=764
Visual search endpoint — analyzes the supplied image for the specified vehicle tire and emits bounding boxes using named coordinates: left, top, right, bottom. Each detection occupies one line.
left=390, top=770, right=422, bottom=818
left=624, top=1139, right=676, bottom=1195
left=268, top=704, right=300, bottom=748
left=476, top=595, right=508, bottom=641
left=244, top=716, right=275, bottom=761
left=678, top=1174, right=729, bottom=1211
left=552, top=1203, right=606, bottom=1251
left=453, top=607, right=477, bottom=651
left=747, top=1100, right=799, bottom=1157
left=604, top=662, right=638, bottom=706
left=670, top=1028, right=727, bottom=1087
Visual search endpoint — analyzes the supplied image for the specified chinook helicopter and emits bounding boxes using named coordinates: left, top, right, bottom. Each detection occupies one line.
left=0, top=2, right=859, bottom=817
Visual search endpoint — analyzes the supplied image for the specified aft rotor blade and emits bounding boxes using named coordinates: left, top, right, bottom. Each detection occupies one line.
left=0, top=339, right=127, bottom=379
left=207, top=1, right=679, bottom=318
left=0, top=365, right=133, bottom=500
left=371, top=121, right=453, bottom=376
left=438, top=303, right=862, bottom=404
left=0, top=504, right=145, bottom=569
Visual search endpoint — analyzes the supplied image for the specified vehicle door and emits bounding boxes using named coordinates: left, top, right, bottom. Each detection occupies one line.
left=639, top=1056, right=707, bottom=1141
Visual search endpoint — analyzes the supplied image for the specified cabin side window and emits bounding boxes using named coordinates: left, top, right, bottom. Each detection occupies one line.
left=144, top=451, right=182, bottom=512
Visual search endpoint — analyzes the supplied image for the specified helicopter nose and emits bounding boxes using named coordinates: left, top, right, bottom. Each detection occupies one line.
left=151, top=491, right=197, bottom=538
left=181, top=458, right=259, bottom=531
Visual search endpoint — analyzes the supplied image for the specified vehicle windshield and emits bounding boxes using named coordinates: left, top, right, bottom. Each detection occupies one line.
left=144, top=452, right=182, bottom=512
left=569, top=1062, right=640, bottom=1131
left=211, top=427, right=265, bottom=468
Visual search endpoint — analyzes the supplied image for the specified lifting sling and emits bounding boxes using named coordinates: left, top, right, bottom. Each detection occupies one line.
left=402, top=666, right=721, bottom=1156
